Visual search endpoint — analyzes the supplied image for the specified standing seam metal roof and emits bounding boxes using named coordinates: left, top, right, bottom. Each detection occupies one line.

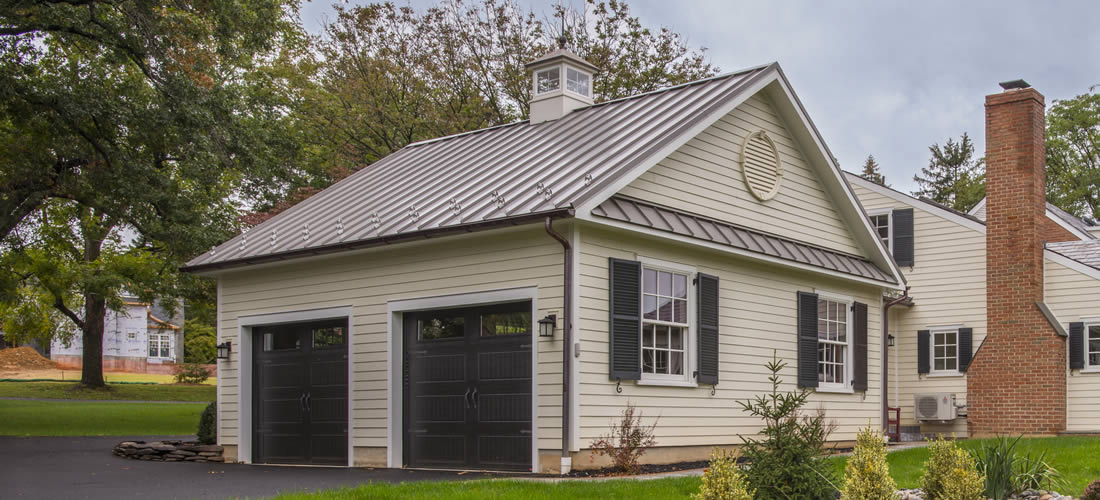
left=593, top=196, right=896, bottom=284
left=184, top=64, right=774, bottom=270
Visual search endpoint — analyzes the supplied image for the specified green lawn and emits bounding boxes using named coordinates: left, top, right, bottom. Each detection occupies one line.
left=270, top=477, right=702, bottom=500
left=0, top=400, right=206, bottom=436
left=0, top=381, right=215, bottom=402
left=828, top=437, right=1100, bottom=494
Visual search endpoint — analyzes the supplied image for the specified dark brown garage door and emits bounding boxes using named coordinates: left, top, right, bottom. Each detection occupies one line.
left=403, top=301, right=533, bottom=471
left=253, top=318, right=348, bottom=465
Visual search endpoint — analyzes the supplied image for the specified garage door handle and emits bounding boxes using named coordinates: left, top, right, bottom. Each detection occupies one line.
left=464, top=388, right=472, bottom=408
left=305, top=392, right=312, bottom=413
left=299, top=393, right=307, bottom=413
left=471, top=387, right=478, bottom=409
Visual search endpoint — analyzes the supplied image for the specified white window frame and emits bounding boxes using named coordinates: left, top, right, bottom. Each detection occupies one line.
left=928, top=326, right=962, bottom=376
left=534, top=67, right=560, bottom=95
left=1085, top=320, right=1100, bottom=373
left=565, top=67, right=591, bottom=97
left=815, top=289, right=853, bottom=393
left=148, top=333, right=171, bottom=359
left=636, top=257, right=697, bottom=387
left=868, top=209, right=893, bottom=252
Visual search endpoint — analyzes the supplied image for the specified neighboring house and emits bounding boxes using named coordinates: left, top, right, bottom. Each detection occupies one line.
left=52, top=298, right=185, bottom=374
left=846, top=83, right=1100, bottom=440
left=183, top=53, right=907, bottom=472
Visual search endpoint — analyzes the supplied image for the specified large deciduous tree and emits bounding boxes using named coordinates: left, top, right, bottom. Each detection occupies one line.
left=913, top=133, right=986, bottom=212
left=1046, top=89, right=1100, bottom=221
left=0, top=1, right=313, bottom=386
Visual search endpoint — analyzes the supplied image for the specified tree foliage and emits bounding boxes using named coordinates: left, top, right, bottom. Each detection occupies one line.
left=184, top=319, right=217, bottom=364
left=912, top=133, right=986, bottom=212
left=0, top=0, right=311, bottom=386
left=1046, top=89, right=1100, bottom=221
left=859, top=155, right=887, bottom=185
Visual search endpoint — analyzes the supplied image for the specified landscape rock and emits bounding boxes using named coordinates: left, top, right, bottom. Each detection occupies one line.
left=112, top=439, right=224, bottom=465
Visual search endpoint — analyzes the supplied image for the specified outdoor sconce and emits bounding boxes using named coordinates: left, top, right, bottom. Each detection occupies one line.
left=538, top=315, right=557, bottom=338
left=216, top=341, right=232, bottom=360
left=887, top=335, right=895, bottom=347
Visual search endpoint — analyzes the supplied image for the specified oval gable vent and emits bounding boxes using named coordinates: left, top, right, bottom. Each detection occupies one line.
left=740, top=130, right=783, bottom=201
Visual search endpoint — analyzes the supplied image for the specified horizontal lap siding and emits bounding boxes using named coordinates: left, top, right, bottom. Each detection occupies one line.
left=1044, top=260, right=1100, bottom=432
left=851, top=184, right=986, bottom=434
left=216, top=226, right=565, bottom=451
left=617, top=93, right=863, bottom=257
left=578, top=226, right=883, bottom=447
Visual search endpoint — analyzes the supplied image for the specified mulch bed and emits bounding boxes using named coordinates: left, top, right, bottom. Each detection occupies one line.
left=535, top=459, right=711, bottom=478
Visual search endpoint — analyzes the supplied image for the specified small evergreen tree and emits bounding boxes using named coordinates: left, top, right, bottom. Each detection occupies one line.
left=841, top=426, right=896, bottom=500
left=913, top=133, right=986, bottom=212
left=860, top=155, right=887, bottom=185
left=738, top=351, right=838, bottom=499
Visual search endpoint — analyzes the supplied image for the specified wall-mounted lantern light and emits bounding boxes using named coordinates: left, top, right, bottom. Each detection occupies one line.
left=538, top=315, right=557, bottom=338
left=216, top=341, right=232, bottom=360
left=887, top=335, right=895, bottom=347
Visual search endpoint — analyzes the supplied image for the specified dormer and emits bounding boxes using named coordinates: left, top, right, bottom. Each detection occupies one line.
left=525, top=48, right=598, bottom=124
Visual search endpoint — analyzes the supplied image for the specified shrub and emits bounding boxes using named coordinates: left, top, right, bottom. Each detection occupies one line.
left=184, top=319, right=217, bottom=364
left=694, top=448, right=754, bottom=500
left=738, top=351, right=838, bottom=500
left=197, top=402, right=216, bottom=444
left=920, top=435, right=984, bottom=500
left=972, top=436, right=1064, bottom=499
left=841, top=426, right=896, bottom=500
left=172, top=362, right=211, bottom=384
left=1082, top=479, right=1100, bottom=500
left=589, top=401, right=657, bottom=474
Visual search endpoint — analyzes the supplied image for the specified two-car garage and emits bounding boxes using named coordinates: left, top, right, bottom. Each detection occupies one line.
left=250, top=300, right=534, bottom=471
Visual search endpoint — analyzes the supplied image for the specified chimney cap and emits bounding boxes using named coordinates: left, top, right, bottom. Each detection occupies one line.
left=999, top=79, right=1031, bottom=90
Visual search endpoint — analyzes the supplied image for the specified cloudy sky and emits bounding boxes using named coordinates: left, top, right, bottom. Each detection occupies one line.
left=299, top=1, right=1100, bottom=193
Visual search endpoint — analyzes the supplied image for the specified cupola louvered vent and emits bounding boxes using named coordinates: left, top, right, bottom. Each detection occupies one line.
left=740, top=130, right=783, bottom=201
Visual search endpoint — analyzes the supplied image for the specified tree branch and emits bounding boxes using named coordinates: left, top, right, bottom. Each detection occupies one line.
left=53, top=297, right=86, bottom=331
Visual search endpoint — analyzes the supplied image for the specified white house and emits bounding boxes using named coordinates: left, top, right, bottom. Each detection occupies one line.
left=52, top=297, right=185, bottom=374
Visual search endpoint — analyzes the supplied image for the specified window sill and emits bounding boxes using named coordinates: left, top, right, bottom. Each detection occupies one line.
left=636, top=378, right=698, bottom=388
left=926, top=372, right=965, bottom=378
left=814, top=386, right=854, bottom=394
left=1079, top=368, right=1100, bottom=374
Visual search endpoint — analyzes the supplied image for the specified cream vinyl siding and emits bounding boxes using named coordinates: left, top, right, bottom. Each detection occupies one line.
left=1044, top=258, right=1100, bottom=432
left=850, top=182, right=986, bottom=435
left=617, top=92, right=864, bottom=257
left=215, top=226, right=566, bottom=453
left=577, top=224, right=883, bottom=446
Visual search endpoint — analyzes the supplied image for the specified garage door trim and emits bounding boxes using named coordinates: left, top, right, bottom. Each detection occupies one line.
left=386, top=287, right=540, bottom=471
left=236, top=305, right=354, bottom=466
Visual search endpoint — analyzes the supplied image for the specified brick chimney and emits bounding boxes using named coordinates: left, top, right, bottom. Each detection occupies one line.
left=967, top=81, right=1066, bottom=436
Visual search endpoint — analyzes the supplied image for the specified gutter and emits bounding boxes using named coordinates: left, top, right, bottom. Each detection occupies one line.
left=180, top=209, right=574, bottom=274
left=882, top=288, right=912, bottom=431
left=543, top=216, right=574, bottom=474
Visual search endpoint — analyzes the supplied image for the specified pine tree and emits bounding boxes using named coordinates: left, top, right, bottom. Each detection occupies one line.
left=860, top=155, right=887, bottom=185
left=913, top=133, right=986, bottom=212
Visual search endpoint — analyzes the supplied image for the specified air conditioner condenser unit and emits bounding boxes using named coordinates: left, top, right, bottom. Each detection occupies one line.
left=914, top=393, right=958, bottom=422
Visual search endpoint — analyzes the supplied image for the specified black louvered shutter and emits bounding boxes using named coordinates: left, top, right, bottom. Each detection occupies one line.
left=917, top=330, right=930, bottom=374
left=796, top=292, right=819, bottom=388
left=959, top=327, right=973, bottom=372
left=1069, top=322, right=1085, bottom=370
left=852, top=302, right=868, bottom=391
left=696, top=273, right=720, bottom=385
left=608, top=258, right=642, bottom=380
left=893, top=208, right=914, bottom=266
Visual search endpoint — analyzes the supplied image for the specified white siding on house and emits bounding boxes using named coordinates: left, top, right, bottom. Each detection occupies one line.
left=51, top=303, right=163, bottom=361
left=849, top=181, right=986, bottom=436
left=577, top=224, right=884, bottom=449
left=1044, top=258, right=1100, bottom=432
left=617, top=93, right=865, bottom=257
left=215, top=226, right=567, bottom=462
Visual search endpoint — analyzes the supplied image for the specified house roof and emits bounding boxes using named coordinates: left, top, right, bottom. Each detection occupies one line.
left=1046, top=240, right=1100, bottom=272
left=969, top=196, right=1097, bottom=240
left=183, top=64, right=776, bottom=272
left=593, top=196, right=896, bottom=284
left=525, top=48, right=599, bottom=72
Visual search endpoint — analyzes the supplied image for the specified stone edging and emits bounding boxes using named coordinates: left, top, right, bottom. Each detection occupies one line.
left=113, top=440, right=224, bottom=463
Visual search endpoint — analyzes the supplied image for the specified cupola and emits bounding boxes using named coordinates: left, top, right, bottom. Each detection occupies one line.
left=525, top=48, right=598, bottom=124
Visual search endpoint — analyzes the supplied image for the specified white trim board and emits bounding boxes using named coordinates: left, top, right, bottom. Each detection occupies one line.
left=1046, top=249, right=1100, bottom=281
left=845, top=173, right=987, bottom=234
left=385, top=286, right=541, bottom=471
left=1046, top=209, right=1095, bottom=241
left=234, top=305, right=354, bottom=466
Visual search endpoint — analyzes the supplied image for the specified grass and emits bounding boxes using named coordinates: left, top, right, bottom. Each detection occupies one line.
left=0, top=400, right=206, bottom=436
left=0, top=381, right=216, bottom=402
left=1, top=369, right=216, bottom=385
left=827, top=437, right=1100, bottom=495
left=269, top=477, right=703, bottom=500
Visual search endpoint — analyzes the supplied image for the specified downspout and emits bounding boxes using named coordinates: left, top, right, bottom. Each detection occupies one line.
left=544, top=216, right=573, bottom=473
left=882, top=287, right=910, bottom=431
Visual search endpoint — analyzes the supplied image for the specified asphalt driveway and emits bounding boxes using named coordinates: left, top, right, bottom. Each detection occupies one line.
left=0, top=436, right=500, bottom=499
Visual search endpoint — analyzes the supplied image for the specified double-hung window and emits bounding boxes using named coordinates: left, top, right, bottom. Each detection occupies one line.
left=817, top=295, right=852, bottom=389
left=148, top=333, right=171, bottom=359
left=869, top=211, right=892, bottom=251
left=1088, top=323, right=1100, bottom=369
left=641, top=263, right=692, bottom=382
left=931, top=328, right=959, bottom=373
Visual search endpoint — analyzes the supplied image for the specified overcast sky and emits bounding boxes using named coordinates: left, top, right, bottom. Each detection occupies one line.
left=299, top=1, right=1100, bottom=193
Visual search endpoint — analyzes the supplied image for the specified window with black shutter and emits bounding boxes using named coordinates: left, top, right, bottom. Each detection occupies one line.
left=852, top=302, right=868, bottom=392
left=696, top=273, right=719, bottom=386
left=1069, top=322, right=1084, bottom=370
left=796, top=292, right=819, bottom=388
left=917, top=330, right=930, bottom=374
left=892, top=208, right=914, bottom=266
left=608, top=258, right=641, bottom=381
